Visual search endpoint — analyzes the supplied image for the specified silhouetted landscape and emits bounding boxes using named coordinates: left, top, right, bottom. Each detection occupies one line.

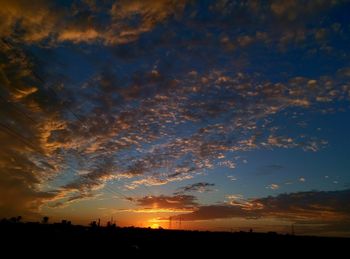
left=1, top=217, right=348, bottom=255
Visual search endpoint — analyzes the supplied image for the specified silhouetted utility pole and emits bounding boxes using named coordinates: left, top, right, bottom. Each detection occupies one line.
left=291, top=224, right=295, bottom=235
left=98, top=218, right=100, bottom=227
left=169, top=216, right=172, bottom=230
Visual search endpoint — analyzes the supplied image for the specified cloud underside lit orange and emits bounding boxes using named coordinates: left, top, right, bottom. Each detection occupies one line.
left=0, top=0, right=350, bottom=237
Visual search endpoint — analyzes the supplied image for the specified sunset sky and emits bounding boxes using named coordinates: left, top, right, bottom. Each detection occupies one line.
left=1, top=0, right=350, bottom=237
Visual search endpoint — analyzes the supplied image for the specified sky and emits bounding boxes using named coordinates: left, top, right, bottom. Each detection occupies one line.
left=0, top=0, right=350, bottom=237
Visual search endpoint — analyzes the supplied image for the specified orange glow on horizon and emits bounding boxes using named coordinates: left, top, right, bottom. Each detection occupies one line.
left=150, top=223, right=161, bottom=229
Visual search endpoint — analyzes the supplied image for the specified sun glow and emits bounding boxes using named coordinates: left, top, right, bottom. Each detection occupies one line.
left=150, top=223, right=160, bottom=229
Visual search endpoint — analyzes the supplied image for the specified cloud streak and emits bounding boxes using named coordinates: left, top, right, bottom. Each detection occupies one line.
left=174, top=182, right=215, bottom=194
left=170, top=189, right=350, bottom=235
left=127, top=194, right=198, bottom=213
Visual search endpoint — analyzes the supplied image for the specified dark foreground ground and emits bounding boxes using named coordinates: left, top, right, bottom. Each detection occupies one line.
left=1, top=221, right=349, bottom=256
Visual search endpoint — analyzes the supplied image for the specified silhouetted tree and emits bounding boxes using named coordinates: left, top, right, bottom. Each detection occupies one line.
left=60, top=220, right=71, bottom=225
left=90, top=221, right=97, bottom=228
left=106, top=221, right=116, bottom=229
left=42, top=216, right=49, bottom=224
left=9, top=216, right=22, bottom=223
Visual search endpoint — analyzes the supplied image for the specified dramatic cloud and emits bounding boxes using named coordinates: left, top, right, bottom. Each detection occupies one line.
left=0, top=0, right=190, bottom=45
left=170, top=189, right=350, bottom=235
left=0, top=0, right=349, bottom=229
left=123, top=189, right=350, bottom=235
left=0, top=39, right=63, bottom=218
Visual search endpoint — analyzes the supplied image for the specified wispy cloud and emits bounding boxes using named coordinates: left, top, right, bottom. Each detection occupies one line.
left=266, top=184, right=280, bottom=190
left=127, top=194, right=198, bottom=213
left=174, top=182, right=215, bottom=195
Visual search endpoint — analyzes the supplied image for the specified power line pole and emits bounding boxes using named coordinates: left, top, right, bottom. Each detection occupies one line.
left=169, top=216, right=172, bottom=230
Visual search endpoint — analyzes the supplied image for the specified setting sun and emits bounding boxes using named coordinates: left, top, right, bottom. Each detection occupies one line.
left=150, top=224, right=161, bottom=229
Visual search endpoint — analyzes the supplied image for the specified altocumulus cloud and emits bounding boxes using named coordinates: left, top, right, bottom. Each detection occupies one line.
left=0, top=0, right=350, bottom=217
